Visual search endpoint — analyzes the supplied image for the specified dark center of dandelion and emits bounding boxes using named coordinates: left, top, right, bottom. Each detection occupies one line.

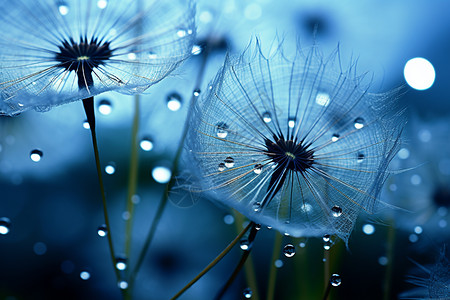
left=54, top=37, right=113, bottom=90
left=261, top=135, right=314, bottom=207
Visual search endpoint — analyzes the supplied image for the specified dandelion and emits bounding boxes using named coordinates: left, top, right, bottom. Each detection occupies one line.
left=0, top=0, right=195, bottom=115
left=185, top=40, right=404, bottom=242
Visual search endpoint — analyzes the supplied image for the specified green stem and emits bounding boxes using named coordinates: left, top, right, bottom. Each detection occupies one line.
left=267, top=232, right=283, bottom=300
left=170, top=222, right=254, bottom=300
left=324, top=248, right=330, bottom=289
left=124, top=95, right=140, bottom=262
left=82, top=97, right=120, bottom=282
left=383, top=218, right=396, bottom=300
left=322, top=281, right=332, bottom=300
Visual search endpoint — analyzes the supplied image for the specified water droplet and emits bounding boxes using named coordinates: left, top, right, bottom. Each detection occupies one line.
left=223, top=214, right=234, bottom=225
left=115, top=257, right=127, bottom=271
left=97, top=0, right=107, bottom=9
left=152, top=166, right=171, bottom=184
left=215, top=122, right=229, bottom=138
left=80, top=271, right=90, bottom=280
left=299, top=238, right=307, bottom=248
left=140, top=137, right=154, bottom=151
left=83, top=120, right=90, bottom=129
left=0, top=217, right=11, bottom=235
left=30, top=149, right=43, bottom=162
left=218, top=163, right=226, bottom=172
left=253, top=202, right=261, bottom=212
left=267, top=226, right=272, bottom=229
left=331, top=206, right=342, bottom=217
left=283, top=244, right=296, bottom=257
left=176, top=29, right=187, bottom=38
left=330, top=274, right=341, bottom=287
left=97, top=224, right=108, bottom=237
left=262, top=111, right=272, bottom=123
left=254, top=164, right=263, bottom=174
left=147, top=51, right=158, bottom=59
left=191, top=45, right=202, bottom=55
left=331, top=133, right=340, bottom=142
left=414, top=226, right=423, bottom=235
left=240, top=239, right=252, bottom=251
left=323, top=241, right=331, bottom=251
left=98, top=99, right=112, bottom=115
left=193, top=89, right=201, bottom=97
left=58, top=2, right=69, bottom=15
left=357, top=153, right=365, bottom=163
left=323, top=234, right=331, bottom=242
left=224, top=157, right=234, bottom=168
left=118, top=281, right=128, bottom=290
left=127, top=52, right=137, bottom=60
left=243, top=288, right=253, bottom=299
left=274, top=259, right=284, bottom=268
left=288, top=117, right=296, bottom=128
left=354, top=117, right=365, bottom=129
left=315, top=92, right=330, bottom=106
left=255, top=224, right=261, bottom=230
left=167, top=93, right=182, bottom=111
left=105, top=162, right=116, bottom=175
left=362, top=224, right=375, bottom=235
left=33, top=242, right=47, bottom=255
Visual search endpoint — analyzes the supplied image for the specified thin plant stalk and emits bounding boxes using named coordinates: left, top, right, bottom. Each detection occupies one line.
left=82, top=97, right=120, bottom=281
left=322, top=280, right=332, bottom=300
left=124, top=95, right=141, bottom=260
left=324, top=248, right=330, bottom=288
left=267, top=232, right=283, bottom=300
left=383, top=217, right=396, bottom=300
left=170, top=222, right=254, bottom=300
left=129, top=46, right=212, bottom=286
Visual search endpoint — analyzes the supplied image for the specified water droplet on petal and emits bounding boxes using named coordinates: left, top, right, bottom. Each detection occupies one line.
left=167, top=93, right=182, bottom=111
left=140, top=137, right=154, bottom=151
left=283, top=244, right=296, bottom=257
left=243, top=287, right=253, bottom=298
left=262, top=111, right=272, bottom=123
left=354, top=117, right=365, bottom=129
left=330, top=274, right=342, bottom=287
left=331, top=206, right=342, bottom=217
left=253, top=164, right=263, bottom=174
left=98, top=99, right=112, bottom=115
left=331, top=133, right=339, bottom=142
left=30, top=149, right=43, bottom=162
left=115, top=257, right=127, bottom=271
left=97, top=224, right=108, bottom=237
left=0, top=217, right=11, bottom=235
left=224, top=157, right=234, bottom=168
left=80, top=271, right=90, bottom=280
left=215, top=122, right=229, bottom=138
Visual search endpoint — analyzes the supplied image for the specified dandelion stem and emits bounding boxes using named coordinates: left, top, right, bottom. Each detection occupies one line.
left=129, top=44, right=213, bottom=287
left=324, top=248, right=330, bottom=288
left=214, top=223, right=259, bottom=300
left=170, top=222, right=254, bottom=300
left=383, top=218, right=396, bottom=300
left=267, top=232, right=283, bottom=300
left=124, top=94, right=140, bottom=264
left=322, top=280, right=332, bottom=300
left=82, top=97, right=120, bottom=282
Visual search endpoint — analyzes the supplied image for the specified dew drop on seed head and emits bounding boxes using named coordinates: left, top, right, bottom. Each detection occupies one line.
left=147, top=51, right=158, bottom=59
left=288, top=117, right=296, bottom=128
left=323, top=234, right=330, bottom=242
left=243, top=287, right=253, bottom=299
left=331, top=206, right=342, bottom=217
left=254, top=164, right=263, bottom=174
left=218, top=163, right=226, bottom=172
left=58, top=2, right=69, bottom=15
left=98, top=99, right=112, bottom=115
left=354, top=117, right=365, bottom=129
left=262, top=111, right=272, bottom=123
left=115, top=257, right=127, bottom=271
left=97, top=0, right=107, bottom=9
left=118, top=281, right=128, bottom=290
left=315, top=92, right=330, bottom=106
left=255, top=224, right=261, bottom=230
left=176, top=29, right=187, bottom=38
left=240, top=239, right=251, bottom=251
left=97, top=224, right=108, bottom=237
left=140, top=137, right=154, bottom=151
left=30, top=149, right=43, bottom=162
left=283, top=244, right=296, bottom=257
left=0, top=217, right=11, bottom=235
left=224, top=157, right=234, bottom=168
left=80, top=271, right=90, bottom=280
left=331, top=133, right=339, bottom=142
left=193, top=89, right=201, bottom=97
left=105, top=162, right=116, bottom=175
left=253, top=202, right=261, bottom=212
left=215, top=122, right=229, bottom=138
left=357, top=153, right=365, bottom=163
left=323, top=241, right=331, bottom=250
left=330, top=274, right=342, bottom=287
left=83, top=120, right=90, bottom=129
left=191, top=45, right=202, bottom=55
left=166, top=93, right=182, bottom=111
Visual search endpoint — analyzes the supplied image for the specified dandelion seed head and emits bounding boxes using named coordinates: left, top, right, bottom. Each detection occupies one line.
left=184, top=39, right=404, bottom=242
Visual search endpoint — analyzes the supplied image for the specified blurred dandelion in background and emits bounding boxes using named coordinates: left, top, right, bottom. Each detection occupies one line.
left=185, top=39, right=404, bottom=242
